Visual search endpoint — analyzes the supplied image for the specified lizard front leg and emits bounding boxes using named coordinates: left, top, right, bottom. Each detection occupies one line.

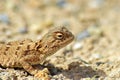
left=19, top=56, right=50, bottom=80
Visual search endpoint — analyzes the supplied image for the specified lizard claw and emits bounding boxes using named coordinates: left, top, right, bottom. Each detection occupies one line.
left=34, top=68, right=50, bottom=80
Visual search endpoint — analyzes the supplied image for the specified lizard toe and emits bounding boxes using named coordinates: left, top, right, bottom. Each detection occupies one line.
left=34, top=68, right=50, bottom=80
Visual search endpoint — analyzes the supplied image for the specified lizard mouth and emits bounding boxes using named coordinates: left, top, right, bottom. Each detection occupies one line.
left=53, top=34, right=74, bottom=48
left=61, top=34, right=74, bottom=47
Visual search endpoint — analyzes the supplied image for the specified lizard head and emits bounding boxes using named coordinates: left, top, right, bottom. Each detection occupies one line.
left=41, top=26, right=74, bottom=55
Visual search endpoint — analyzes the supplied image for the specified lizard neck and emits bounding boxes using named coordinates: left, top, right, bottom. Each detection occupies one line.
left=36, top=40, right=58, bottom=58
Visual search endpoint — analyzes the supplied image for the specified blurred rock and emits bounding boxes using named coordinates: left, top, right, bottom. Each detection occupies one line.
left=88, top=26, right=103, bottom=37
left=29, top=24, right=43, bottom=34
left=18, top=27, right=28, bottom=34
left=76, top=30, right=90, bottom=41
left=56, top=0, right=66, bottom=8
left=73, top=42, right=83, bottom=50
left=0, top=14, right=10, bottom=24
left=88, top=0, right=104, bottom=9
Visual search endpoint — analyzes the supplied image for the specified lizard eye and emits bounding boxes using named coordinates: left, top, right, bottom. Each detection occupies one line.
left=55, top=33, right=64, bottom=39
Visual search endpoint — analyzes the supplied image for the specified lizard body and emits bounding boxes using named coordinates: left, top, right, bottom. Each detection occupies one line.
left=0, top=26, right=74, bottom=80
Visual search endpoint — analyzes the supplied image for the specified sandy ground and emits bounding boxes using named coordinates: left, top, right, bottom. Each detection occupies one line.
left=0, top=0, right=120, bottom=80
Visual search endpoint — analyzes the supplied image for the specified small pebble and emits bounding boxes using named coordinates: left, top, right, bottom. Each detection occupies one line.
left=76, top=30, right=90, bottom=41
left=5, top=30, right=12, bottom=37
left=88, top=0, right=104, bottom=9
left=73, top=42, right=83, bottom=50
left=88, top=26, right=103, bottom=36
left=29, top=24, right=43, bottom=34
left=0, top=14, right=9, bottom=24
left=18, top=27, right=28, bottom=34
left=91, top=53, right=102, bottom=59
left=42, top=18, right=54, bottom=28
left=56, top=0, right=66, bottom=8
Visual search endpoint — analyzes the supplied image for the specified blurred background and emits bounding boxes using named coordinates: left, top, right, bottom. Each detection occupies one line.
left=0, top=0, right=119, bottom=42
left=0, top=0, right=120, bottom=80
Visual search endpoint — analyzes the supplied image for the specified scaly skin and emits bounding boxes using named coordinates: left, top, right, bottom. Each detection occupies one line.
left=0, top=26, right=74, bottom=80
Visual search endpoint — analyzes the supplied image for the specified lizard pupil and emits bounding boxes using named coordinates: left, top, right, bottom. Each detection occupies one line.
left=58, top=35, right=62, bottom=37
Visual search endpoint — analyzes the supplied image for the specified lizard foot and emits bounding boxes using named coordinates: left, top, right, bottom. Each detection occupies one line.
left=34, top=68, right=50, bottom=80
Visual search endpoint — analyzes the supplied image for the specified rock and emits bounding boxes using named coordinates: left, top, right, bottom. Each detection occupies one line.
left=18, top=27, right=28, bottom=34
left=73, top=42, right=83, bottom=50
left=0, top=14, right=10, bottom=24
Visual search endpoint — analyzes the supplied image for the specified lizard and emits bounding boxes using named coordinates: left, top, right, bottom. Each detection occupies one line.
left=0, top=26, right=74, bottom=80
